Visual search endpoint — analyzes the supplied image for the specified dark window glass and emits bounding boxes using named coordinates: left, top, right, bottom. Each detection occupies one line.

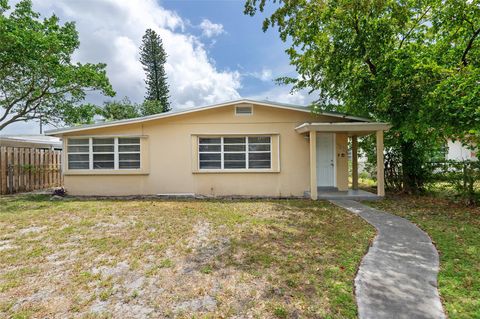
left=93, top=145, right=114, bottom=152
left=93, top=153, right=114, bottom=169
left=249, top=160, right=271, bottom=169
left=119, top=145, right=140, bottom=152
left=199, top=137, right=221, bottom=144
left=199, top=161, right=221, bottom=169
left=224, top=144, right=245, bottom=152
left=249, top=136, right=270, bottom=144
left=224, top=137, right=245, bottom=144
left=199, top=144, right=221, bottom=152
left=119, top=161, right=140, bottom=169
left=67, top=145, right=89, bottom=153
left=224, top=153, right=245, bottom=161
left=118, top=138, right=140, bottom=144
left=119, top=153, right=140, bottom=161
left=200, top=153, right=221, bottom=161
left=68, top=154, right=89, bottom=162
left=68, top=139, right=89, bottom=145
left=224, top=161, right=246, bottom=169
left=248, top=144, right=270, bottom=152
left=93, top=161, right=114, bottom=169
left=93, top=138, right=114, bottom=145
left=119, top=152, right=140, bottom=169
left=93, top=154, right=114, bottom=161
left=249, top=153, right=271, bottom=161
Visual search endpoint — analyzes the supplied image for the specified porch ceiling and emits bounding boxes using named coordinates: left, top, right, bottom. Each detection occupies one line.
left=295, top=122, right=391, bottom=136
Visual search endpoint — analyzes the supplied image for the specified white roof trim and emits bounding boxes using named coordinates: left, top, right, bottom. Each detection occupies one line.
left=295, top=122, right=391, bottom=134
left=46, top=99, right=371, bottom=136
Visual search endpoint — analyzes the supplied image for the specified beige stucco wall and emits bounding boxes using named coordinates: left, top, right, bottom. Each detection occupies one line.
left=61, top=103, right=350, bottom=196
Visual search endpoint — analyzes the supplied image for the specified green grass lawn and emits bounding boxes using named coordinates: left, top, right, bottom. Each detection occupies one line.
left=0, top=196, right=374, bottom=318
left=368, top=195, right=480, bottom=319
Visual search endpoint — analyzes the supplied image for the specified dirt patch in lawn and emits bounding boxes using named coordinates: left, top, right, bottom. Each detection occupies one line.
left=0, top=197, right=374, bottom=318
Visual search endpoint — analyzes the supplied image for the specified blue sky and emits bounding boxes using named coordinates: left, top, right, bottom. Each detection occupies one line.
left=161, top=0, right=294, bottom=97
left=3, top=0, right=314, bottom=134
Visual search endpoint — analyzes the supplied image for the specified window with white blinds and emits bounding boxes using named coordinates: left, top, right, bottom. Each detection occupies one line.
left=67, top=138, right=89, bottom=169
left=67, top=137, right=141, bottom=170
left=198, top=136, right=271, bottom=170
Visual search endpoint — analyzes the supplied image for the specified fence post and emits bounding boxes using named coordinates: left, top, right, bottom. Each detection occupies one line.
left=0, top=147, right=6, bottom=195
left=7, top=164, right=14, bottom=194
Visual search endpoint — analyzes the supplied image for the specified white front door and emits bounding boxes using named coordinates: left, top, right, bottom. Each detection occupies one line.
left=316, top=133, right=335, bottom=187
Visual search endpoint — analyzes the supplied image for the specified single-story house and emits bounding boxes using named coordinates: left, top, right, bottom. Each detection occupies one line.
left=46, top=99, right=391, bottom=199
left=446, top=139, right=477, bottom=161
left=0, top=135, right=62, bottom=150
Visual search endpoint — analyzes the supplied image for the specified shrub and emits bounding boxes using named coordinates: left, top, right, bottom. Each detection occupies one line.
left=52, top=187, right=67, bottom=197
left=427, top=160, right=480, bottom=206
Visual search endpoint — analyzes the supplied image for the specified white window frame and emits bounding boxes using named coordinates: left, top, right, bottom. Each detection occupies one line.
left=117, top=137, right=142, bottom=170
left=67, top=137, right=141, bottom=170
left=198, top=136, right=271, bottom=171
left=247, top=136, right=272, bottom=169
left=92, top=137, right=115, bottom=170
left=66, top=138, right=90, bottom=170
left=197, top=137, right=222, bottom=169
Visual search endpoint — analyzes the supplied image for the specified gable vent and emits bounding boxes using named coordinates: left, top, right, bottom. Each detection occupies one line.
left=235, top=105, right=253, bottom=115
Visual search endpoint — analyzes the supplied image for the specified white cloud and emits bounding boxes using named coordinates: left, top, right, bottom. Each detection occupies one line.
left=199, top=19, right=225, bottom=38
left=248, top=86, right=317, bottom=106
left=258, top=69, right=273, bottom=81
left=247, top=68, right=273, bottom=82
left=2, top=1, right=307, bottom=134
left=29, top=0, right=240, bottom=109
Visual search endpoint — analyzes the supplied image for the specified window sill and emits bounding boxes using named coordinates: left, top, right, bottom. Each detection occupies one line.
left=64, top=169, right=149, bottom=176
left=192, top=169, right=279, bottom=174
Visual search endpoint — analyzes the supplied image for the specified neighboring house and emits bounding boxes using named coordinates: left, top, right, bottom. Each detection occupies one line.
left=0, top=135, right=62, bottom=150
left=46, top=99, right=390, bottom=198
left=446, top=139, right=477, bottom=161
left=355, top=138, right=478, bottom=176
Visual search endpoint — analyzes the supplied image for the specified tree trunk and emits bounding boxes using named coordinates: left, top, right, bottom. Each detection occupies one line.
left=400, top=139, right=422, bottom=194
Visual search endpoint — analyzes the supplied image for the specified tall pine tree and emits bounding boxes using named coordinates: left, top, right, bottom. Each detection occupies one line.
left=139, top=29, right=171, bottom=114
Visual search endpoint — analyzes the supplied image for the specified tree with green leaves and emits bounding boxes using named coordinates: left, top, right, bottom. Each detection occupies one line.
left=245, top=0, right=480, bottom=192
left=0, top=0, right=115, bottom=131
left=139, top=28, right=171, bottom=114
left=100, top=97, right=140, bottom=121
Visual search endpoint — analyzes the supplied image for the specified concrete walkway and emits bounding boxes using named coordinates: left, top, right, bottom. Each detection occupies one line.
left=330, top=200, right=445, bottom=319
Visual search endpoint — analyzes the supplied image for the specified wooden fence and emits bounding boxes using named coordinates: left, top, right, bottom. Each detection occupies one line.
left=0, top=147, right=63, bottom=195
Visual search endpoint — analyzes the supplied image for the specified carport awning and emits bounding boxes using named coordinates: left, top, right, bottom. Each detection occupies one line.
left=295, top=122, right=391, bottom=136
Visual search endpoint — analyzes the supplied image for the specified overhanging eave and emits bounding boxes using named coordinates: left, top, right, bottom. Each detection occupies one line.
left=295, top=122, right=391, bottom=135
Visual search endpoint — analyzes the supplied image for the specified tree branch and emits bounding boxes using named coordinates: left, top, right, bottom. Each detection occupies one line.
left=0, top=113, right=38, bottom=131
left=0, top=75, right=38, bottom=123
left=353, top=16, right=377, bottom=75
left=4, top=78, right=37, bottom=110
left=0, top=97, right=46, bottom=131
left=462, top=26, right=480, bottom=67
left=399, top=6, right=431, bottom=49
left=0, top=77, right=51, bottom=128
left=365, top=58, right=377, bottom=75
